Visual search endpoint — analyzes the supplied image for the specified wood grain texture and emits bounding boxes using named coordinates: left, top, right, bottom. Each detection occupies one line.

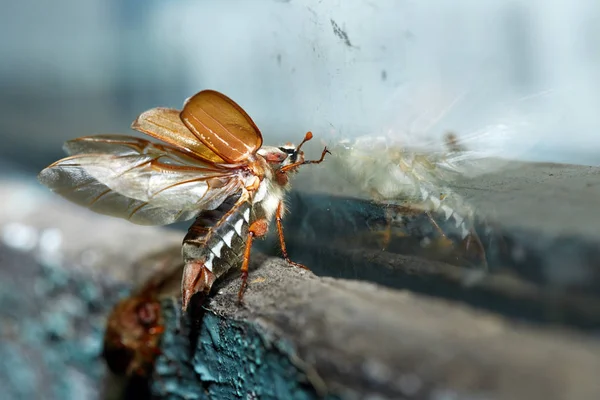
left=2, top=166, right=600, bottom=400
left=179, top=256, right=600, bottom=400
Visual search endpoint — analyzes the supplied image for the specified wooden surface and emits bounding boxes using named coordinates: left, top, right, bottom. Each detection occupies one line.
left=197, top=257, right=600, bottom=400
left=2, top=171, right=600, bottom=399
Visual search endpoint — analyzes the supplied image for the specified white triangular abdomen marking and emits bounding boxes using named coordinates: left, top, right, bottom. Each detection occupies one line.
left=461, top=225, right=470, bottom=239
left=429, top=196, right=441, bottom=210
left=440, top=205, right=453, bottom=220
left=205, top=252, right=215, bottom=272
left=222, top=230, right=234, bottom=247
left=453, top=213, right=464, bottom=228
left=234, top=219, right=244, bottom=236
left=211, top=241, right=224, bottom=258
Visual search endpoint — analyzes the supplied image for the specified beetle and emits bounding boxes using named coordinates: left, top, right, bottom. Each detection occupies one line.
left=38, top=90, right=329, bottom=310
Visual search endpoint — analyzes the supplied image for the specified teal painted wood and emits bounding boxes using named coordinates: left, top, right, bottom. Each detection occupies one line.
left=0, top=244, right=130, bottom=400
left=153, top=300, right=340, bottom=400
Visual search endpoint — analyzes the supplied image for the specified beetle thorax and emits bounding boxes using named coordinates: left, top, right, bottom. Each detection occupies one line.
left=252, top=170, right=288, bottom=222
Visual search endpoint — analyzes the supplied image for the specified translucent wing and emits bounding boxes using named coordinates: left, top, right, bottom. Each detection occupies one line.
left=323, top=83, right=565, bottom=197
left=324, top=137, right=438, bottom=202
left=308, top=81, right=568, bottom=272
left=38, top=135, right=247, bottom=226
left=373, top=82, right=564, bottom=178
left=38, top=165, right=200, bottom=226
left=318, top=81, right=568, bottom=209
left=180, top=90, right=263, bottom=164
left=132, top=107, right=228, bottom=164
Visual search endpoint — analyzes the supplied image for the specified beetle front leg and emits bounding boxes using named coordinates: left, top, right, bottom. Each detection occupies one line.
left=237, top=219, right=270, bottom=303
left=276, top=201, right=310, bottom=271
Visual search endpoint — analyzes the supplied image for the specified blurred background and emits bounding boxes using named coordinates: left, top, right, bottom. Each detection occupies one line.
left=3, top=2, right=600, bottom=399
left=1, top=0, right=600, bottom=174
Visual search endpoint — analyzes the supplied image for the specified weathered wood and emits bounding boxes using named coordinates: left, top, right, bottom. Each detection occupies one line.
left=0, top=177, right=182, bottom=400
left=174, top=257, right=600, bottom=400
left=282, top=240, right=600, bottom=331
left=278, top=159, right=600, bottom=329
left=3, top=157, right=600, bottom=400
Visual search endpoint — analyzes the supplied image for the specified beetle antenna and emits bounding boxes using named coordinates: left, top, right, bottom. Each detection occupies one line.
left=280, top=146, right=331, bottom=173
left=295, top=131, right=314, bottom=153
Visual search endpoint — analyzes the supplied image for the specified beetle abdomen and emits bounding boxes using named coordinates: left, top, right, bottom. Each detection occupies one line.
left=182, top=192, right=256, bottom=280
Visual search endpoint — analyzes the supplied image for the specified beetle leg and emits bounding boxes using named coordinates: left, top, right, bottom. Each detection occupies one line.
left=181, top=261, right=216, bottom=311
left=276, top=201, right=310, bottom=271
left=461, top=231, right=488, bottom=270
left=237, top=219, right=269, bottom=303
left=424, top=210, right=454, bottom=247
left=381, top=216, right=392, bottom=250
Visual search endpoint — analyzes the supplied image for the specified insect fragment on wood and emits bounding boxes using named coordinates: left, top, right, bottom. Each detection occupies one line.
left=103, top=250, right=183, bottom=377
left=38, top=90, right=330, bottom=311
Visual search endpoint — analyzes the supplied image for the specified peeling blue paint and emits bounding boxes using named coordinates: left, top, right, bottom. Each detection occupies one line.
left=205, top=316, right=222, bottom=347
left=153, top=302, right=340, bottom=400
left=1, top=243, right=340, bottom=399
left=0, top=246, right=131, bottom=400
left=152, top=300, right=205, bottom=399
